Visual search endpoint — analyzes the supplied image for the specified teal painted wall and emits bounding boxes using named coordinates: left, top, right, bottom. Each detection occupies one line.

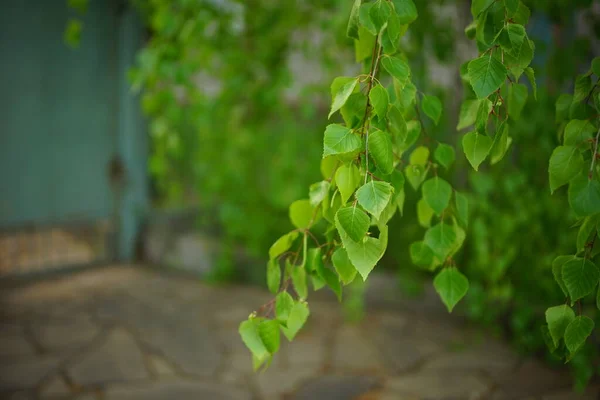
left=0, top=0, right=147, bottom=262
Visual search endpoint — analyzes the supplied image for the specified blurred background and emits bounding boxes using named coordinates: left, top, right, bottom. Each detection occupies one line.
left=1, top=0, right=600, bottom=399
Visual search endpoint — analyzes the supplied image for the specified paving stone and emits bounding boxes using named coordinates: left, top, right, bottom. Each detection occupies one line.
left=291, top=375, right=380, bottom=400
left=285, top=332, right=325, bottom=370
left=541, top=386, right=600, bottom=400
left=68, top=329, right=149, bottom=385
left=494, top=360, right=572, bottom=399
left=385, top=371, right=490, bottom=400
left=255, top=366, right=315, bottom=399
left=376, top=311, right=409, bottom=332
left=373, top=319, right=441, bottom=373
left=410, top=317, right=466, bottom=346
left=0, top=357, right=61, bottom=390
left=32, top=314, right=99, bottom=350
left=421, top=338, right=518, bottom=376
left=332, top=325, right=384, bottom=372
left=0, top=324, right=36, bottom=358
left=39, top=375, right=71, bottom=398
left=2, top=390, right=35, bottom=400
left=139, top=317, right=222, bottom=377
left=104, top=381, right=251, bottom=400
left=148, top=355, right=176, bottom=377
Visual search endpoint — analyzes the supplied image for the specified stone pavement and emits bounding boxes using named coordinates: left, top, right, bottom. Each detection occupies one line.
left=0, top=265, right=596, bottom=400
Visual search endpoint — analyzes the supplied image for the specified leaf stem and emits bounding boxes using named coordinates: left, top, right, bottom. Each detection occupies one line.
left=363, top=36, right=383, bottom=184
left=589, top=124, right=600, bottom=180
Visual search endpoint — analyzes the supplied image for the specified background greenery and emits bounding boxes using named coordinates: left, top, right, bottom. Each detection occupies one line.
left=68, top=0, right=600, bottom=389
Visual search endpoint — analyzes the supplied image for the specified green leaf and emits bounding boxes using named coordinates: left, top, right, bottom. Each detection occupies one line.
left=462, top=131, right=492, bottom=171
left=471, top=0, right=494, bottom=17
left=549, top=146, right=584, bottom=193
left=64, top=19, right=83, bottom=48
left=323, top=124, right=362, bottom=158
left=359, top=3, right=377, bottom=35
left=332, top=248, right=357, bottom=285
left=564, top=120, right=595, bottom=146
left=392, top=0, right=418, bottom=24
left=308, top=247, right=342, bottom=301
left=457, top=100, right=480, bottom=131
left=564, top=316, right=594, bottom=356
left=289, top=199, right=315, bottom=229
left=505, top=38, right=534, bottom=80
left=68, top=0, right=89, bottom=14
left=396, top=81, right=417, bottom=110
left=356, top=26, right=376, bottom=62
left=385, top=12, right=403, bottom=52
left=449, top=196, right=466, bottom=234
left=424, top=223, right=457, bottom=261
left=290, top=261, right=308, bottom=299
left=541, top=325, right=558, bottom=354
left=573, top=74, right=592, bottom=104
left=568, top=175, right=600, bottom=216
left=410, top=146, right=430, bottom=166
left=499, top=24, right=526, bottom=56
left=370, top=84, right=389, bottom=118
left=597, top=285, right=600, bottom=311
left=369, top=0, right=392, bottom=33
left=434, top=143, right=455, bottom=170
left=545, top=305, right=576, bottom=347
left=381, top=56, right=411, bottom=87
left=320, top=156, right=339, bottom=180
left=410, top=241, right=438, bottom=269
left=562, top=258, right=600, bottom=304
left=449, top=222, right=466, bottom=257
left=309, top=181, right=331, bottom=207
left=433, top=267, right=469, bottom=312
left=239, top=319, right=269, bottom=364
left=422, top=95, right=442, bottom=125
left=490, top=122, right=512, bottom=165
left=468, top=53, right=507, bottom=99
left=592, top=57, right=600, bottom=76
left=355, top=181, right=394, bottom=219
left=391, top=170, right=406, bottom=215
left=337, top=223, right=388, bottom=280
left=405, top=164, right=429, bottom=191
left=512, top=2, right=530, bottom=25
left=266, top=259, right=281, bottom=294
left=275, top=292, right=294, bottom=323
left=552, top=255, right=573, bottom=298
left=556, top=94, right=573, bottom=123
left=258, top=320, right=281, bottom=354
left=329, top=78, right=360, bottom=118
left=524, top=67, right=537, bottom=100
left=281, top=301, right=310, bottom=341
left=335, top=206, right=370, bottom=242
left=417, top=198, right=434, bottom=228
left=577, top=216, right=599, bottom=252
left=397, top=118, right=421, bottom=152
left=269, top=232, right=300, bottom=260
left=347, top=0, right=362, bottom=39
left=474, top=98, right=493, bottom=132
left=505, top=0, right=519, bottom=13
left=336, top=163, right=361, bottom=204
left=323, top=189, right=343, bottom=224
left=508, top=83, right=528, bottom=120
left=369, top=130, right=394, bottom=175
left=422, top=177, right=452, bottom=216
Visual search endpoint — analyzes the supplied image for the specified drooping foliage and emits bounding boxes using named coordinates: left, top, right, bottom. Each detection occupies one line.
left=66, top=0, right=600, bottom=389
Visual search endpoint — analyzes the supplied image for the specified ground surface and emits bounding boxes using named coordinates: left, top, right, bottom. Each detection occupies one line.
left=0, top=265, right=596, bottom=400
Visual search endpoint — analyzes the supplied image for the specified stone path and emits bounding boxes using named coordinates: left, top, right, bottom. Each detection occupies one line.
left=0, top=265, right=596, bottom=400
